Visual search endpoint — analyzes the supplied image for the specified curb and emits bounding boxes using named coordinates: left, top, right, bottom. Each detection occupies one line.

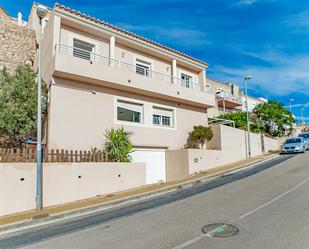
left=0, top=153, right=280, bottom=236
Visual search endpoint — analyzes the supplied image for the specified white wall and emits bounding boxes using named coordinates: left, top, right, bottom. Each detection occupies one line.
left=0, top=162, right=146, bottom=217
left=167, top=125, right=280, bottom=181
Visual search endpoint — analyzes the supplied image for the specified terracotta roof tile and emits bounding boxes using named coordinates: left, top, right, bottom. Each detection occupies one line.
left=54, top=3, right=208, bottom=67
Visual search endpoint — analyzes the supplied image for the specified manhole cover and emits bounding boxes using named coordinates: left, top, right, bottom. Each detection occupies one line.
left=201, top=223, right=239, bottom=238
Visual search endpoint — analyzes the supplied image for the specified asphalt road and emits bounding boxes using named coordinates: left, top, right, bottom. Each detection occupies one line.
left=1, top=152, right=309, bottom=249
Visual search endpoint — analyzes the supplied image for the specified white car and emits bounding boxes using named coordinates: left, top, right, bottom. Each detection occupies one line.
left=281, top=137, right=306, bottom=154
left=298, top=132, right=309, bottom=150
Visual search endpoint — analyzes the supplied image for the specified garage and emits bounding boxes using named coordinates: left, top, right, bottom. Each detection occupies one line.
left=131, top=148, right=166, bottom=184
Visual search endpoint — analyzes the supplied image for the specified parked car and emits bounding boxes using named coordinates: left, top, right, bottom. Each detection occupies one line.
left=281, top=137, right=306, bottom=154
left=298, top=132, right=309, bottom=150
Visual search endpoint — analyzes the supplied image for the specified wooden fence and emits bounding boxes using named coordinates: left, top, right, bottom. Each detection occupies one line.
left=0, top=148, right=109, bottom=163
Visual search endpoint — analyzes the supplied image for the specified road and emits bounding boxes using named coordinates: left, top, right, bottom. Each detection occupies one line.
left=1, top=153, right=309, bottom=249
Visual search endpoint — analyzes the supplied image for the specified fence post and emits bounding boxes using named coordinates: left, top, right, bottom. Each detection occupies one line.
left=79, top=151, right=82, bottom=162
left=56, top=149, right=59, bottom=162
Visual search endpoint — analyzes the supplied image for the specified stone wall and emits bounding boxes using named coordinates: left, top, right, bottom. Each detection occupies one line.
left=0, top=19, right=36, bottom=73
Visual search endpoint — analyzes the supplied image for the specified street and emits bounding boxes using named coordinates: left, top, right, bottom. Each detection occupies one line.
left=1, top=153, right=309, bottom=249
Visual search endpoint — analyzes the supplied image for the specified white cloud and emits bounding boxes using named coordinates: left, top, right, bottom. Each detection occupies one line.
left=211, top=52, right=309, bottom=97
left=288, top=102, right=309, bottom=108
left=239, top=0, right=257, bottom=5
left=117, top=23, right=210, bottom=47
left=286, top=10, right=309, bottom=33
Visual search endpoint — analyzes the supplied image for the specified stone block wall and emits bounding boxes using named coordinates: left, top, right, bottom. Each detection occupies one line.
left=0, top=19, right=36, bottom=73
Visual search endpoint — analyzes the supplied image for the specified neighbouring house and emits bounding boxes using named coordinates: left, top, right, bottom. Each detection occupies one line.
left=206, top=78, right=243, bottom=117
left=206, top=77, right=268, bottom=117
left=0, top=6, right=36, bottom=73
left=240, top=94, right=267, bottom=112
left=29, top=3, right=216, bottom=184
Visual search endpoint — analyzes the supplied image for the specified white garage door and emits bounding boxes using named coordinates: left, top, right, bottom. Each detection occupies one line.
left=131, top=148, right=166, bottom=184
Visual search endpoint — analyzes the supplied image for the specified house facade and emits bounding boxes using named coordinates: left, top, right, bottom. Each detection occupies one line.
left=240, top=94, right=267, bottom=112
left=206, top=78, right=243, bottom=117
left=206, top=77, right=268, bottom=118
left=29, top=3, right=216, bottom=183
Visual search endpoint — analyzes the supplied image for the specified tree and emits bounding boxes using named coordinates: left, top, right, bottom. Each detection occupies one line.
left=104, top=128, right=133, bottom=162
left=253, top=100, right=295, bottom=137
left=0, top=65, right=46, bottom=147
left=217, top=112, right=247, bottom=130
left=190, top=125, right=213, bottom=149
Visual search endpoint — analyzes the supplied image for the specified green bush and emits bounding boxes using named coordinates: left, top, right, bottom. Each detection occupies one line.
left=217, top=112, right=247, bottom=130
left=190, top=125, right=213, bottom=149
left=104, top=128, right=133, bottom=162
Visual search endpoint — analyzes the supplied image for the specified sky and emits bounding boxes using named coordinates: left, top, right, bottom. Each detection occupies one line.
left=1, top=0, right=309, bottom=123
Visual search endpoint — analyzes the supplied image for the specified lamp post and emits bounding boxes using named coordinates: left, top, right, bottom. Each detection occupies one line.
left=244, top=75, right=252, bottom=158
left=36, top=5, right=47, bottom=210
left=301, top=108, right=305, bottom=125
left=289, top=98, right=294, bottom=113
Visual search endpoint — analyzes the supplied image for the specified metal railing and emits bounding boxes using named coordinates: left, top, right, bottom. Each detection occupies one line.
left=58, top=43, right=211, bottom=93
left=216, top=92, right=242, bottom=104
left=208, top=117, right=235, bottom=127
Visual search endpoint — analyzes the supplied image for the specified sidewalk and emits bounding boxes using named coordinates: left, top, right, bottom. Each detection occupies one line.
left=0, top=152, right=279, bottom=230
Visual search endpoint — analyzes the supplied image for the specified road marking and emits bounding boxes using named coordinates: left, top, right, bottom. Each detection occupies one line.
left=237, top=177, right=309, bottom=220
left=172, top=176, right=309, bottom=249
left=172, top=234, right=205, bottom=249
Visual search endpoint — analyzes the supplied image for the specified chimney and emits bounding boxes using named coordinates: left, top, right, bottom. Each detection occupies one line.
left=18, top=12, right=22, bottom=26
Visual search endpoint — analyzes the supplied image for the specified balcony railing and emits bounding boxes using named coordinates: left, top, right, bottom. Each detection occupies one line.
left=58, top=43, right=213, bottom=94
left=216, top=92, right=242, bottom=104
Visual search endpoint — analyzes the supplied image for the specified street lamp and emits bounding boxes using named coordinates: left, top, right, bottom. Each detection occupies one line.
left=36, top=4, right=47, bottom=211
left=289, top=98, right=294, bottom=113
left=301, top=108, right=305, bottom=125
left=244, top=75, right=252, bottom=158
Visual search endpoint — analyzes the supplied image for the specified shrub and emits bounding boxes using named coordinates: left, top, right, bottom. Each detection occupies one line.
left=190, top=125, right=213, bottom=149
left=104, top=128, right=133, bottom=162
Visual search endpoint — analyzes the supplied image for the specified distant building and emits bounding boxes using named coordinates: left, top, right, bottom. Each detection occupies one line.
left=0, top=6, right=36, bottom=73
left=239, top=94, right=267, bottom=112
left=206, top=78, right=243, bottom=117
left=206, top=78, right=267, bottom=117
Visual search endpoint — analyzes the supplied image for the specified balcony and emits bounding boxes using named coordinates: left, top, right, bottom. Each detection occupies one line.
left=216, top=92, right=243, bottom=109
left=52, top=43, right=215, bottom=108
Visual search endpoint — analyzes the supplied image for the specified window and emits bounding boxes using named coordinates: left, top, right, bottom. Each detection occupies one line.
left=136, top=59, right=151, bottom=77
left=117, top=100, right=143, bottom=123
left=73, top=38, right=94, bottom=61
left=152, top=106, right=174, bottom=127
left=181, top=74, right=193, bottom=88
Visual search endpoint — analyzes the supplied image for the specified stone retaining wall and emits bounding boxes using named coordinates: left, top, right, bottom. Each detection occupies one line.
left=0, top=19, right=36, bottom=73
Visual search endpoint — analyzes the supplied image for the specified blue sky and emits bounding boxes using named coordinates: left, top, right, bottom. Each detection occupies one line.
left=2, top=0, right=309, bottom=122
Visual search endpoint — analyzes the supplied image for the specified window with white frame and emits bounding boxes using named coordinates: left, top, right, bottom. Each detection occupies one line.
left=152, top=106, right=174, bottom=127
left=117, top=100, right=143, bottom=123
left=73, top=38, right=94, bottom=61
left=181, top=73, right=193, bottom=88
left=135, top=59, right=151, bottom=77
